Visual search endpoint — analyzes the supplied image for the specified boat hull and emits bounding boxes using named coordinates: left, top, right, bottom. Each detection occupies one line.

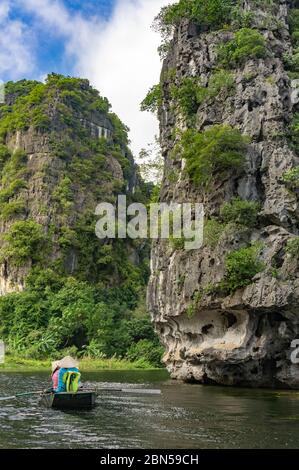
left=40, top=392, right=96, bottom=410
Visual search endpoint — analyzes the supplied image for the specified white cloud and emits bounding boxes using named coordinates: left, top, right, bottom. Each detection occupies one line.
left=0, top=1, right=34, bottom=79
left=17, top=0, right=171, bottom=157
left=0, top=2, right=10, bottom=20
left=74, top=0, right=170, bottom=157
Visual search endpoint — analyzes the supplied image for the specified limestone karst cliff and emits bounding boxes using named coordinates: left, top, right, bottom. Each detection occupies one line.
left=0, top=74, right=161, bottom=364
left=0, top=75, right=138, bottom=294
left=148, top=0, right=299, bottom=388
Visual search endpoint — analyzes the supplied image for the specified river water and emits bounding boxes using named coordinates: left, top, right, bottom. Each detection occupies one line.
left=1, top=370, right=299, bottom=449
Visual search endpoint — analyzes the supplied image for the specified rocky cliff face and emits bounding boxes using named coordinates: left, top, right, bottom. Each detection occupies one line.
left=0, top=75, right=139, bottom=295
left=0, top=76, right=160, bottom=364
left=148, top=0, right=299, bottom=388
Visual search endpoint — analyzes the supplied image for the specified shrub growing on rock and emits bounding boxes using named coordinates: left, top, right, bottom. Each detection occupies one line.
left=0, top=145, right=10, bottom=170
left=283, top=167, right=299, bottom=188
left=218, top=28, right=267, bottom=67
left=0, top=220, right=48, bottom=267
left=170, top=71, right=235, bottom=118
left=286, top=237, right=299, bottom=257
left=0, top=179, right=27, bottom=203
left=288, top=113, right=299, bottom=152
left=179, top=125, right=248, bottom=188
left=220, top=198, right=260, bottom=227
left=140, top=84, right=162, bottom=114
left=170, top=77, right=203, bottom=117
left=204, top=219, right=226, bottom=248
left=285, top=8, right=299, bottom=70
left=289, top=8, right=299, bottom=36
left=207, top=69, right=235, bottom=97
left=283, top=51, right=299, bottom=73
left=0, top=199, right=26, bottom=221
left=223, top=244, right=264, bottom=293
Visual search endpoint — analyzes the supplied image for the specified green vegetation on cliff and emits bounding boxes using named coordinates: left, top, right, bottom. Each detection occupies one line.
left=220, top=198, right=260, bottom=227
left=169, top=71, right=235, bottom=120
left=218, top=28, right=267, bottom=66
left=283, top=167, right=299, bottom=189
left=148, top=1, right=267, bottom=311
left=0, top=75, right=110, bottom=137
left=140, top=84, right=162, bottom=115
left=223, top=244, right=265, bottom=293
left=0, top=75, right=163, bottom=368
left=155, top=0, right=234, bottom=32
left=0, top=220, right=48, bottom=267
left=284, top=8, right=299, bottom=75
left=177, top=125, right=248, bottom=188
left=154, top=0, right=259, bottom=44
left=286, top=237, right=299, bottom=257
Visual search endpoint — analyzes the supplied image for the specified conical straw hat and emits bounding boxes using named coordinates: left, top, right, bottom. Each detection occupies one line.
left=57, top=356, right=79, bottom=369
left=51, top=361, right=60, bottom=373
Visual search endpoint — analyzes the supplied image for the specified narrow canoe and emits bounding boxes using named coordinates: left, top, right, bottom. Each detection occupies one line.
left=40, top=392, right=97, bottom=410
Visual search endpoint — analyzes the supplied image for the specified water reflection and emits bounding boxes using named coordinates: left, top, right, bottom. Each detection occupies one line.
left=0, top=370, right=299, bottom=449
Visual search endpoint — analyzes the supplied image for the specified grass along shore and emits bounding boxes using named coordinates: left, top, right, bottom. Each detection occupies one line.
left=0, top=355, right=161, bottom=372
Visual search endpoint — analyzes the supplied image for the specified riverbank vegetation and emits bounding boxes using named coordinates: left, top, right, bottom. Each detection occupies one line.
left=0, top=354, right=160, bottom=372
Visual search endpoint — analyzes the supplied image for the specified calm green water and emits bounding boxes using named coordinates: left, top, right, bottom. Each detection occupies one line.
left=1, top=370, right=299, bottom=449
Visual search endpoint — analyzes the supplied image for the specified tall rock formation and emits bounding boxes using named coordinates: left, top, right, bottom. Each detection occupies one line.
left=148, top=0, right=299, bottom=388
left=0, top=74, right=161, bottom=364
left=0, top=75, right=140, bottom=294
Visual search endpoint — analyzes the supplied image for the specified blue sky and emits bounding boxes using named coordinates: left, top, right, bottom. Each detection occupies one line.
left=64, top=0, right=114, bottom=17
left=0, top=0, right=171, bottom=155
left=32, top=0, right=115, bottom=77
left=1, top=0, right=116, bottom=81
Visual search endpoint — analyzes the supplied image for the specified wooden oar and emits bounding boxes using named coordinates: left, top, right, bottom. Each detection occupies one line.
left=0, top=388, right=162, bottom=402
left=92, top=388, right=162, bottom=395
left=0, top=391, right=44, bottom=402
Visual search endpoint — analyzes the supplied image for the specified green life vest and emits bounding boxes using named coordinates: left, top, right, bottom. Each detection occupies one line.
left=62, top=371, right=81, bottom=393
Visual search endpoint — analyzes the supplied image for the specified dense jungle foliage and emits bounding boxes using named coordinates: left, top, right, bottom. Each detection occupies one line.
left=0, top=74, right=163, bottom=367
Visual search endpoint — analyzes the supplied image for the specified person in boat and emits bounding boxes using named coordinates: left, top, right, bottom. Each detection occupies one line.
left=51, top=356, right=81, bottom=393
left=51, top=361, right=60, bottom=392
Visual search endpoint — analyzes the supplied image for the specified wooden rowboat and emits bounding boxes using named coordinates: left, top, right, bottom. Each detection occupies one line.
left=40, top=391, right=96, bottom=410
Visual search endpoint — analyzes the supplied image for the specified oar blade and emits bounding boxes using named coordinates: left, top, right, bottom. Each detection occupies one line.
left=0, top=396, right=16, bottom=402
left=0, top=391, right=43, bottom=402
left=94, top=388, right=162, bottom=395
left=121, top=389, right=162, bottom=395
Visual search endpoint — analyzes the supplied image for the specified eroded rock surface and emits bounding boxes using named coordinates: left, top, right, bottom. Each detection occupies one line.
left=148, top=1, right=299, bottom=388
